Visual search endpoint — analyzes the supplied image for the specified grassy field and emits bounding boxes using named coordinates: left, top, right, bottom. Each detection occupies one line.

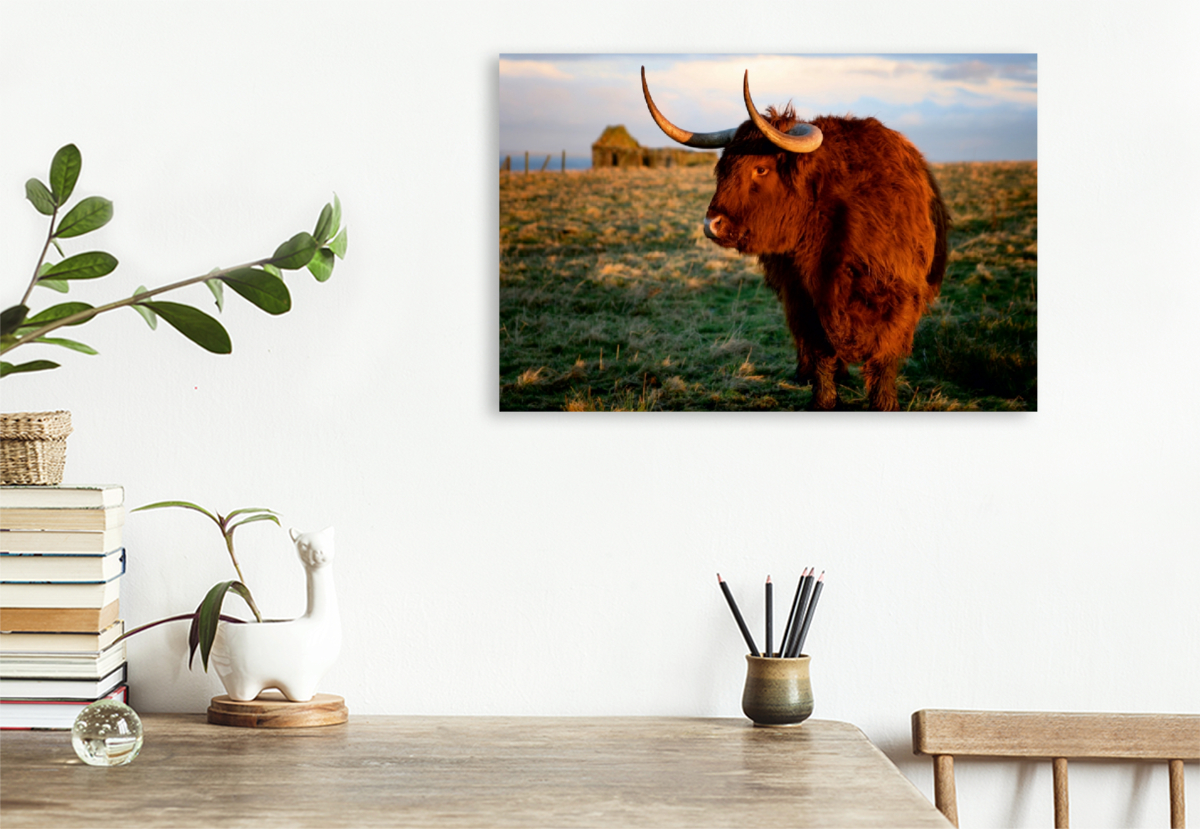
left=500, top=161, right=1037, bottom=411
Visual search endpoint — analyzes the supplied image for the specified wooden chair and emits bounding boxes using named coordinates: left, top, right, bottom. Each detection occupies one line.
left=912, top=710, right=1199, bottom=828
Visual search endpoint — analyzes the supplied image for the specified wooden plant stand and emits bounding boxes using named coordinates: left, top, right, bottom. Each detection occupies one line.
left=207, top=691, right=348, bottom=728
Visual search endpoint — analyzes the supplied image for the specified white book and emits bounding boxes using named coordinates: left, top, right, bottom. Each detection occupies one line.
left=0, top=621, right=124, bottom=654
left=0, top=663, right=126, bottom=699
left=0, top=576, right=121, bottom=609
left=0, top=485, right=124, bottom=510
left=0, top=548, right=125, bottom=584
left=0, top=504, right=125, bottom=532
left=0, top=527, right=123, bottom=554
left=1, top=684, right=128, bottom=730
left=0, top=641, right=126, bottom=679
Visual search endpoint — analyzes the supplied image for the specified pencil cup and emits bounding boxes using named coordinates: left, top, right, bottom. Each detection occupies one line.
left=741, top=655, right=813, bottom=727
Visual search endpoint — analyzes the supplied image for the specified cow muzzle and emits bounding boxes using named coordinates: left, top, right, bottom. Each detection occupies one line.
left=704, top=214, right=726, bottom=241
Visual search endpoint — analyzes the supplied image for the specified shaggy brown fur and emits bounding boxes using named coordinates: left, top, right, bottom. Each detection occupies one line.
left=706, top=106, right=949, bottom=411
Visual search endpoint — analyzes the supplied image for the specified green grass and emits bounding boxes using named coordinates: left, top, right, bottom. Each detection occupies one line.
left=500, top=161, right=1037, bottom=411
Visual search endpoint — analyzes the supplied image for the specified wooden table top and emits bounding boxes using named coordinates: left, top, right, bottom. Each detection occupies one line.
left=0, top=715, right=951, bottom=828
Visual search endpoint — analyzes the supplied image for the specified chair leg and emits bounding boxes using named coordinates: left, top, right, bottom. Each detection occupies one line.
left=1053, top=757, right=1069, bottom=829
left=933, top=754, right=959, bottom=827
left=1169, top=759, right=1185, bottom=829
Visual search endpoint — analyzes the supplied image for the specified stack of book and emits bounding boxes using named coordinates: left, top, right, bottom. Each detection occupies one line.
left=0, top=484, right=129, bottom=730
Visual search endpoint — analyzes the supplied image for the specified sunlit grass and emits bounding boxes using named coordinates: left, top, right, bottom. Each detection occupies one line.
left=500, top=162, right=1037, bottom=411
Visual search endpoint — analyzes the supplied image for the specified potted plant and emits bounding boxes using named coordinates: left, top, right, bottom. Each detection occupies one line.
left=117, top=501, right=341, bottom=704
left=0, top=143, right=347, bottom=483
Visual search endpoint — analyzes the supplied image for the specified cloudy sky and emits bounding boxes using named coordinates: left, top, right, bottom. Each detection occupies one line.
left=499, top=54, right=1037, bottom=163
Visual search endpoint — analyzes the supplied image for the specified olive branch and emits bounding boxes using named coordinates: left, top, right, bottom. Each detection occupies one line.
left=1, top=144, right=347, bottom=377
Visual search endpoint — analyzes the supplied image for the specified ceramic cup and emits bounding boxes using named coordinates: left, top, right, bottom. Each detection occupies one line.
left=741, top=654, right=813, bottom=727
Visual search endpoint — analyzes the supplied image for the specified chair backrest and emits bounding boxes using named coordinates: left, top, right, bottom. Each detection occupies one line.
left=911, top=710, right=1199, bottom=828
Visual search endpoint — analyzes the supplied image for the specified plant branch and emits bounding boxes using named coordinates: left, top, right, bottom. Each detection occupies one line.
left=21, top=207, right=59, bottom=307
left=1, top=255, right=274, bottom=355
left=224, top=532, right=250, bottom=594
left=112, top=612, right=247, bottom=646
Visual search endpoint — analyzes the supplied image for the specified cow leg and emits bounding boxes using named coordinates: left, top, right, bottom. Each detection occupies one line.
left=794, top=345, right=816, bottom=384
left=863, top=356, right=901, bottom=411
left=766, top=272, right=837, bottom=399
left=810, top=354, right=840, bottom=410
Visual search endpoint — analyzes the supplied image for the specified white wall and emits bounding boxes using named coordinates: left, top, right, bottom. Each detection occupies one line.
left=2, top=2, right=1196, bottom=827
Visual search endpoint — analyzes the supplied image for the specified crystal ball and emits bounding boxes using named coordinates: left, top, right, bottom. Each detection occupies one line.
left=72, top=699, right=143, bottom=766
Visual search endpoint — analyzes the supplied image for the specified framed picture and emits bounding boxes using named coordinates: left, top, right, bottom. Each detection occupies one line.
left=500, top=54, right=1037, bottom=412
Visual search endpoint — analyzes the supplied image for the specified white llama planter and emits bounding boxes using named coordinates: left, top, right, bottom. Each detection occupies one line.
left=210, top=527, right=341, bottom=702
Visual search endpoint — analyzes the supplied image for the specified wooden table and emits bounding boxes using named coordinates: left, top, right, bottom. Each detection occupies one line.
left=0, top=716, right=951, bottom=828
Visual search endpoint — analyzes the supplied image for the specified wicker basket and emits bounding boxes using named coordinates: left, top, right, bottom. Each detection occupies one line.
left=0, top=410, right=73, bottom=485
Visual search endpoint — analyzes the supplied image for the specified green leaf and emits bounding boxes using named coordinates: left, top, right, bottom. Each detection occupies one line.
left=25, top=179, right=55, bottom=215
left=224, top=507, right=279, bottom=521
left=1, top=306, right=29, bottom=337
left=206, top=278, right=225, bottom=312
left=132, top=500, right=220, bottom=523
left=139, top=301, right=232, bottom=353
left=55, top=196, right=113, bottom=238
left=313, top=203, right=334, bottom=245
left=41, top=251, right=118, bottom=281
left=37, top=279, right=70, bottom=293
left=193, top=580, right=260, bottom=671
left=131, top=286, right=157, bottom=329
left=307, top=247, right=335, bottom=282
left=329, top=226, right=348, bottom=259
left=220, top=267, right=291, bottom=315
left=33, top=336, right=98, bottom=355
left=331, top=194, right=342, bottom=237
left=49, top=144, right=82, bottom=204
left=262, top=262, right=282, bottom=280
left=270, top=231, right=318, bottom=270
left=227, top=513, right=282, bottom=534
left=23, top=302, right=95, bottom=328
left=1, top=359, right=60, bottom=377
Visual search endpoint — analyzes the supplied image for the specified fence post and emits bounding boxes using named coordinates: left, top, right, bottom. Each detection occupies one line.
left=524, top=151, right=529, bottom=174
left=539, top=154, right=551, bottom=172
left=561, top=150, right=566, bottom=173
left=502, top=155, right=511, bottom=172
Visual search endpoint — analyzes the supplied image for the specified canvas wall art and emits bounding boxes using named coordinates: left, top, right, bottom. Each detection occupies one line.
left=499, top=54, right=1037, bottom=412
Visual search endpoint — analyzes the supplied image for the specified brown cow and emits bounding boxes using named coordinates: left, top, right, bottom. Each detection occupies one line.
left=642, top=69, right=950, bottom=411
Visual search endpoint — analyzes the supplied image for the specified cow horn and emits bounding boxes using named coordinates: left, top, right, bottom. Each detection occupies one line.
left=641, top=67, right=738, bottom=149
left=743, top=71, right=823, bottom=154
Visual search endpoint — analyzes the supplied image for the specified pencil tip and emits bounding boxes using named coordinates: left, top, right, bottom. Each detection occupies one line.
left=766, top=575, right=772, bottom=583
left=716, top=573, right=723, bottom=582
left=818, top=571, right=825, bottom=581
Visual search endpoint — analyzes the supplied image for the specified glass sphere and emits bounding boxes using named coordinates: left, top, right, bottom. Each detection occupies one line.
left=72, top=699, right=143, bottom=766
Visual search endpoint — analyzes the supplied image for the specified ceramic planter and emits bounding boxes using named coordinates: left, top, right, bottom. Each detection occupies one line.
left=209, top=527, right=340, bottom=702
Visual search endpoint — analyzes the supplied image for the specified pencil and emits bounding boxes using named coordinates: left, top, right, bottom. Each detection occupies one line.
left=787, top=569, right=816, bottom=657
left=717, top=573, right=760, bottom=656
left=765, top=576, right=773, bottom=658
left=784, top=568, right=815, bottom=658
left=779, top=567, right=809, bottom=655
left=793, top=571, right=824, bottom=657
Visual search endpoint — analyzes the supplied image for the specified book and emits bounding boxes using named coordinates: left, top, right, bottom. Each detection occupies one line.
left=0, top=621, right=124, bottom=654
left=0, top=527, right=123, bottom=554
left=0, top=548, right=125, bottom=584
left=0, top=641, right=126, bottom=679
left=0, top=505, right=125, bottom=532
left=0, top=484, right=124, bottom=510
left=1, top=683, right=128, bottom=730
left=0, top=575, right=121, bottom=609
left=0, top=599, right=120, bottom=633
left=0, top=663, right=126, bottom=699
